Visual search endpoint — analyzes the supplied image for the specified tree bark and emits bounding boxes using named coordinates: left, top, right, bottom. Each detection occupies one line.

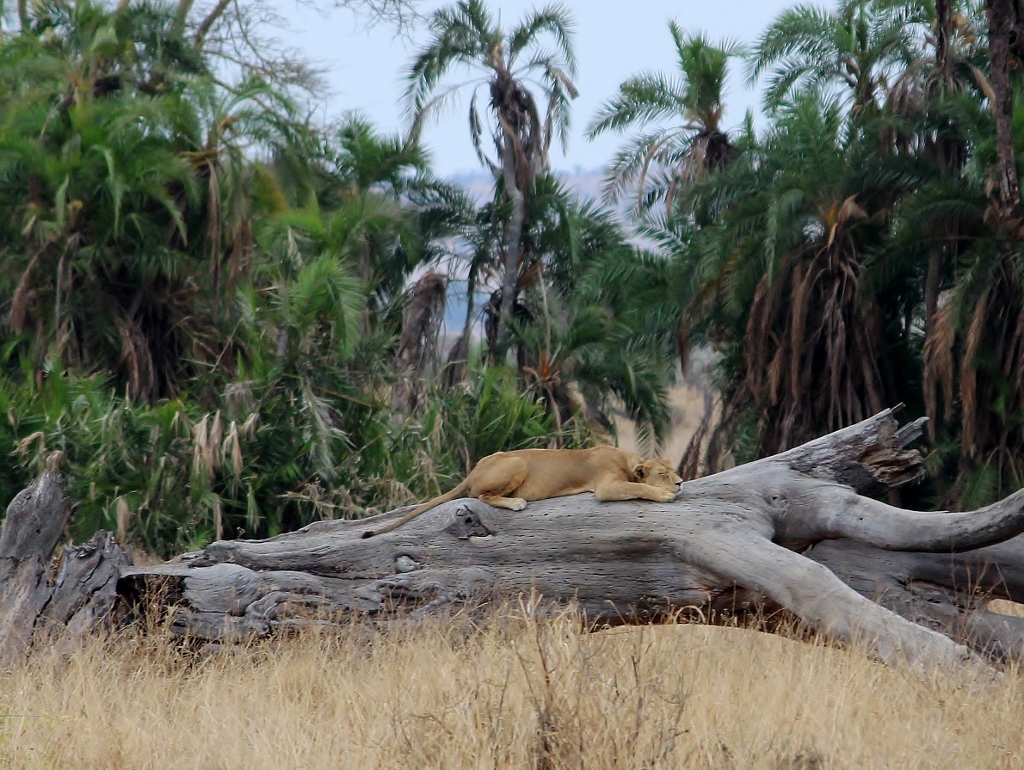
left=985, top=0, right=1021, bottom=216
left=0, top=472, right=131, bottom=669
left=494, top=127, right=527, bottom=360
left=17, top=0, right=29, bottom=34
left=193, top=0, right=232, bottom=51
left=9, top=409, right=1024, bottom=672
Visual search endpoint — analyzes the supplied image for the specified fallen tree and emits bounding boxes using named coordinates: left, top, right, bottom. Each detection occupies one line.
left=4, top=407, right=1024, bottom=672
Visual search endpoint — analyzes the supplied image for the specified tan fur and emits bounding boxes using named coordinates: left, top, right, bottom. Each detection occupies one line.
left=362, top=446, right=682, bottom=537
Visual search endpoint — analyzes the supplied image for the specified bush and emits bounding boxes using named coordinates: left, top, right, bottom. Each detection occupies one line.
left=0, top=361, right=585, bottom=557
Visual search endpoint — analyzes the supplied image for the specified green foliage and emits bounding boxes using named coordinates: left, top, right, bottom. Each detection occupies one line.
left=405, top=0, right=577, bottom=153
left=749, top=0, right=920, bottom=113
left=658, top=0, right=1024, bottom=510
left=0, top=0, right=598, bottom=557
left=11, top=0, right=1024, bottom=557
left=0, top=359, right=568, bottom=556
left=586, top=22, right=743, bottom=214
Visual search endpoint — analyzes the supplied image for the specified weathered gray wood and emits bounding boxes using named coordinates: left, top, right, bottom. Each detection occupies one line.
left=678, top=528, right=982, bottom=670
left=43, top=531, right=133, bottom=638
left=0, top=471, right=75, bottom=668
left=0, top=473, right=129, bottom=667
left=107, top=408, right=1024, bottom=672
left=10, top=408, right=1024, bottom=672
left=736, top=407, right=927, bottom=491
left=806, top=536, right=1024, bottom=661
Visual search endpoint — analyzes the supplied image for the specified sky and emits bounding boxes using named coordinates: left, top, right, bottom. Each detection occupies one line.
left=270, top=1, right=801, bottom=176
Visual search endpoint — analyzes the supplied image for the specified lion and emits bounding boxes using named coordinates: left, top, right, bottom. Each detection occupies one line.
left=362, top=446, right=682, bottom=537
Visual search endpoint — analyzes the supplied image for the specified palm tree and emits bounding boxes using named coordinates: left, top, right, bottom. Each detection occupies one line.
left=321, top=113, right=474, bottom=309
left=916, top=0, right=1024, bottom=506
left=875, top=0, right=990, bottom=443
left=405, top=0, right=577, bottom=356
left=893, top=1, right=986, bottom=317
left=0, top=0, right=321, bottom=399
left=586, top=22, right=743, bottom=217
left=672, top=93, right=912, bottom=468
left=750, top=0, right=920, bottom=117
left=0, top=0, right=206, bottom=399
left=981, top=0, right=1020, bottom=219
left=538, top=198, right=681, bottom=446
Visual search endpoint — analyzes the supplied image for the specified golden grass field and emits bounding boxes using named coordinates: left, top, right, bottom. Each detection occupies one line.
left=2, top=604, right=1024, bottom=770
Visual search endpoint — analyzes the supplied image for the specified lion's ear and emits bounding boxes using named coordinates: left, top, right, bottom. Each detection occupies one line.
left=632, top=462, right=647, bottom=481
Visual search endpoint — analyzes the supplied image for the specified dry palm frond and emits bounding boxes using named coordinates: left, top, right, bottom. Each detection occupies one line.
left=207, top=165, right=222, bottom=292
left=115, top=315, right=156, bottom=403
left=960, top=290, right=988, bottom=459
left=393, top=272, right=448, bottom=413
left=704, top=390, right=749, bottom=474
left=213, top=498, right=223, bottom=542
left=788, top=260, right=815, bottom=403
left=923, top=301, right=957, bottom=438
left=443, top=332, right=470, bottom=387
left=116, top=497, right=131, bottom=543
left=228, top=217, right=253, bottom=292
left=9, top=246, right=47, bottom=333
left=676, top=388, right=716, bottom=481
left=743, top=277, right=777, bottom=403
left=735, top=226, right=888, bottom=457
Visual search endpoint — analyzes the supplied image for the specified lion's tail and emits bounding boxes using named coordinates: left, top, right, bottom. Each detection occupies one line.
left=361, top=479, right=471, bottom=538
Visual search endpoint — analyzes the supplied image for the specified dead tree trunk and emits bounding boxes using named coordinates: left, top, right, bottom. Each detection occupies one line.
left=8, top=408, right=1024, bottom=671
left=0, top=471, right=131, bottom=668
left=111, top=407, right=1024, bottom=671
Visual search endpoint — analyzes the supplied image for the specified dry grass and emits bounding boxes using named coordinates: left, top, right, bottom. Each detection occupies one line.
left=2, top=606, right=1024, bottom=769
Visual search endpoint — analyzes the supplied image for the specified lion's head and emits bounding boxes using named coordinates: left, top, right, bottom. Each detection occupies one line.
left=632, top=459, right=682, bottom=492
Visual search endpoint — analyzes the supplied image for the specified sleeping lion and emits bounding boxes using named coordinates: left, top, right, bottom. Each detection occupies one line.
left=362, top=445, right=682, bottom=537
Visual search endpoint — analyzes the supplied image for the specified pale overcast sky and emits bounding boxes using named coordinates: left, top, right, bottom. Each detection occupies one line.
left=272, top=1, right=801, bottom=175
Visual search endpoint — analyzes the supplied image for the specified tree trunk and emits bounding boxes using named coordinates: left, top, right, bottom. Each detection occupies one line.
left=985, top=0, right=1021, bottom=217
left=392, top=271, right=447, bottom=413
left=443, top=259, right=479, bottom=386
left=936, top=0, right=951, bottom=83
left=494, top=137, right=526, bottom=360
left=193, top=0, right=232, bottom=50
left=17, top=0, right=28, bottom=34
left=9, top=409, right=1024, bottom=673
left=0, top=471, right=131, bottom=669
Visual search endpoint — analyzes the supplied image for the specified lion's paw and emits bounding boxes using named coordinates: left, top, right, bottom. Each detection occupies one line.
left=510, top=498, right=527, bottom=511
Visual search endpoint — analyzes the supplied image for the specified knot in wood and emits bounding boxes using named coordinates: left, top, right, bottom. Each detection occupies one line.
left=445, top=504, right=494, bottom=540
left=395, top=555, right=421, bottom=573
left=68, top=541, right=98, bottom=558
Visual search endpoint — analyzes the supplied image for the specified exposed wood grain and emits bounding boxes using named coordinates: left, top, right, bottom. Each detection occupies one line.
left=0, top=472, right=74, bottom=668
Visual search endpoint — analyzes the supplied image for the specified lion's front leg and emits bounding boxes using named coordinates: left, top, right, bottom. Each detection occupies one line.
left=594, top=476, right=676, bottom=503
